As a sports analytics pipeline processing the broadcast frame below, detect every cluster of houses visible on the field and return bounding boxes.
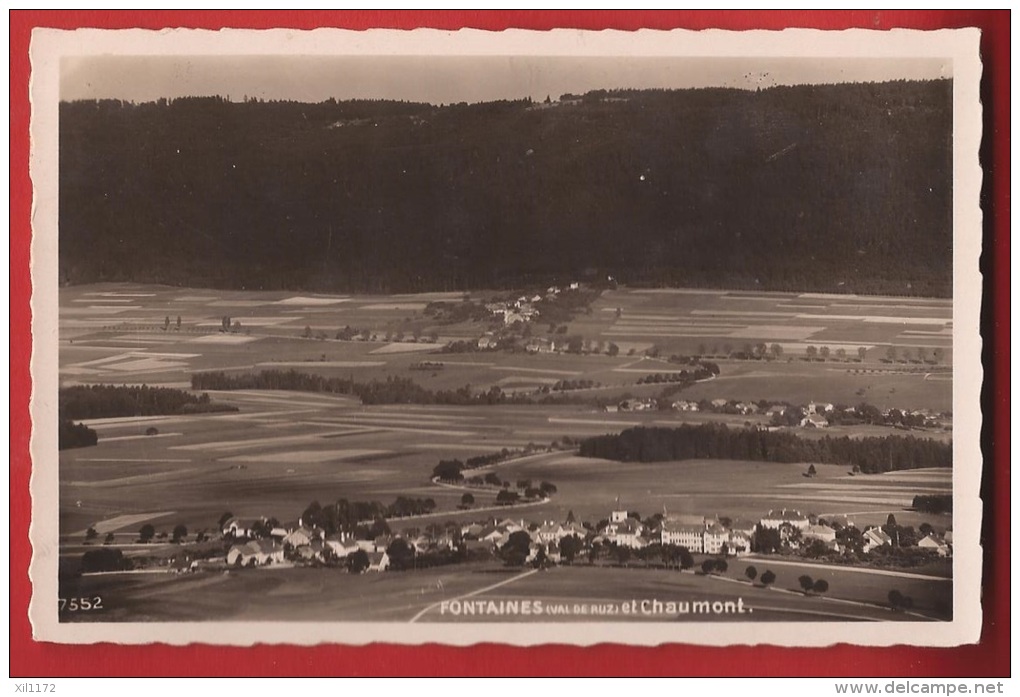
[482,282,580,327]
[471,507,953,561]
[220,517,393,571]
[173,504,952,575]
[668,399,947,431]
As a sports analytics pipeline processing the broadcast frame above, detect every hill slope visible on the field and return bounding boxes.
[59,82,952,296]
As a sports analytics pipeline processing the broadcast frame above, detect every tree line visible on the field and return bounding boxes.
[60,82,951,296]
[578,424,951,472]
[193,369,539,406]
[59,384,236,420]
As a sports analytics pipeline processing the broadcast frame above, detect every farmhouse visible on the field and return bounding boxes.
[227,540,285,567]
[324,534,359,559]
[672,400,700,412]
[221,517,264,539]
[760,509,810,530]
[366,551,390,572]
[536,522,568,544]
[802,524,837,544]
[917,533,951,557]
[863,527,893,552]
[283,526,316,549]
[602,516,646,549]
[800,414,830,428]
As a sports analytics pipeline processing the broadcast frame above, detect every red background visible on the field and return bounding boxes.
[9,10,1010,677]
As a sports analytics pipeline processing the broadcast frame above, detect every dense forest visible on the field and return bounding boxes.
[59,384,237,419]
[578,424,952,473]
[59,82,952,296]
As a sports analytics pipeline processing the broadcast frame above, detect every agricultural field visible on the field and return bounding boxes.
[56,283,956,626]
[60,283,952,412]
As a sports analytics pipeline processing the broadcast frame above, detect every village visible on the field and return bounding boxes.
[84,498,952,582]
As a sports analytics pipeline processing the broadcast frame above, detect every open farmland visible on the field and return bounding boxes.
[59,284,954,538]
[57,283,955,626]
[60,283,951,412]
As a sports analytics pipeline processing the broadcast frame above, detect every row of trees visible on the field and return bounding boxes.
[191,370,535,407]
[579,424,952,473]
[60,384,236,420]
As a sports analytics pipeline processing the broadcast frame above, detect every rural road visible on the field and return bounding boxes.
[408,568,539,623]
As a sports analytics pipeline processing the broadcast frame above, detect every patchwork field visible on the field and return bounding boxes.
[60,283,952,412]
[55,283,956,625]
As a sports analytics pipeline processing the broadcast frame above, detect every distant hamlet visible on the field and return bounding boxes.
[59,82,951,296]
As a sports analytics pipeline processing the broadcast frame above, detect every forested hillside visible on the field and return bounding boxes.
[59,81,952,295]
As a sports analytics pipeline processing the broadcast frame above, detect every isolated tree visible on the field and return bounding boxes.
[175,315,182,331]
[886,346,898,362]
[819,346,830,360]
[770,343,783,360]
[303,325,313,339]
[607,342,620,357]
[888,589,905,610]
[807,464,817,477]
[85,526,98,542]
[887,514,898,527]
[701,559,716,575]
[460,493,475,506]
[104,532,115,545]
[347,549,370,574]
[714,558,728,573]
[799,574,815,593]
[172,524,188,543]
[138,524,155,543]
[858,346,867,361]
[835,347,847,361]
[163,316,170,331]
[813,579,829,595]
[805,345,818,360]
[745,565,758,582]
[760,570,777,587]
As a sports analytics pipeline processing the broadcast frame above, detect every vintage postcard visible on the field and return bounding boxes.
[28,26,983,646]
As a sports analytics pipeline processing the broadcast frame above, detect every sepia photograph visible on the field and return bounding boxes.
[27,25,983,648]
